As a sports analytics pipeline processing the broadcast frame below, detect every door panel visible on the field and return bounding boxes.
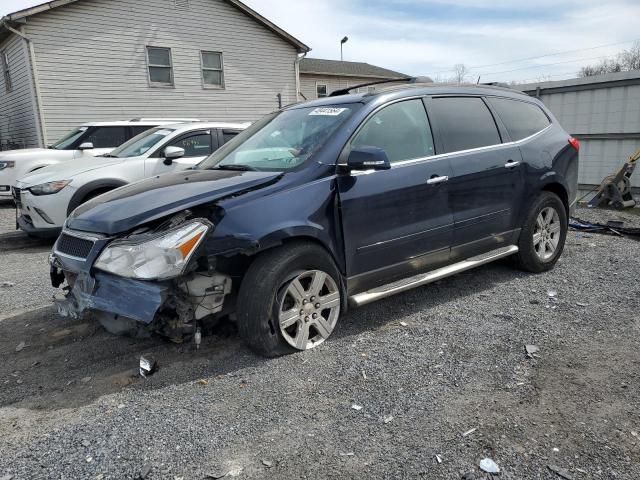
[428,96,525,260]
[337,98,453,294]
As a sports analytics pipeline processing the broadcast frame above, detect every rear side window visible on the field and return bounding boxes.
[167,132,213,157]
[83,126,128,148]
[130,126,155,138]
[352,99,435,164]
[222,130,241,144]
[431,97,501,153]
[488,97,551,141]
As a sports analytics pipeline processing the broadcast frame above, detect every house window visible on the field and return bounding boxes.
[146,47,174,86]
[2,52,12,92]
[201,51,224,88]
[316,83,328,98]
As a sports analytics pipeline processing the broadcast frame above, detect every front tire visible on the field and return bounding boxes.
[514,191,568,273]
[236,242,343,357]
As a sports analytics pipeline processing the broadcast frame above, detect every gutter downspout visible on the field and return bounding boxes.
[295,51,307,102]
[3,21,47,147]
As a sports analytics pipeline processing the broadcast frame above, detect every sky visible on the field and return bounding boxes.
[2,0,640,84]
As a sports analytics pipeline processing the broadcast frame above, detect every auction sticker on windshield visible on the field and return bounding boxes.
[309,108,348,116]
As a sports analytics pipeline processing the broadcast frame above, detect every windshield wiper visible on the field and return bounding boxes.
[213,164,258,172]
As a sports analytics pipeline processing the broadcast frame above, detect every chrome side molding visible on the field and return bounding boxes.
[349,245,519,307]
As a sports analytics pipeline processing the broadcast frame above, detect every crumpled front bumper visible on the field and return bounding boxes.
[50,254,173,324]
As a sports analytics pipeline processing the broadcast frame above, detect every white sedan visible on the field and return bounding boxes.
[14,122,247,237]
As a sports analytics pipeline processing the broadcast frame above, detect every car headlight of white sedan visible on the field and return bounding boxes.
[28,180,72,196]
[94,220,210,280]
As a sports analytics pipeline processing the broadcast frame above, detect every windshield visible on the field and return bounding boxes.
[198,105,359,172]
[108,127,176,158]
[50,127,88,150]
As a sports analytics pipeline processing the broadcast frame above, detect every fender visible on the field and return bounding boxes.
[67,179,127,216]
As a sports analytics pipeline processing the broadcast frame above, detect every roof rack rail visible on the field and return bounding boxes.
[129,118,201,122]
[329,76,433,97]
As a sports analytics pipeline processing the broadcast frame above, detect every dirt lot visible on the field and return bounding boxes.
[0,200,639,479]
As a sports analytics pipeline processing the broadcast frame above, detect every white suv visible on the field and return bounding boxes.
[14,122,248,237]
[0,119,198,199]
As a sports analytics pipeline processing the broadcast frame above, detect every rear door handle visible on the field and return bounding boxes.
[505,160,520,169]
[427,175,449,185]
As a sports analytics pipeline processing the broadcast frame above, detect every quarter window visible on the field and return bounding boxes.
[201,51,224,87]
[431,97,501,153]
[488,97,551,141]
[316,83,328,98]
[352,99,435,164]
[147,47,174,86]
[83,126,128,148]
[1,52,11,92]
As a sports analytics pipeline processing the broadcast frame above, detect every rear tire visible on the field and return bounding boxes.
[236,242,343,357]
[514,191,568,273]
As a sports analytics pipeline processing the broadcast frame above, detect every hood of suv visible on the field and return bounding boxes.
[67,169,283,235]
[17,156,125,188]
[0,148,70,161]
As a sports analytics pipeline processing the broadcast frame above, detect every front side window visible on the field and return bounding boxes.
[83,126,128,149]
[166,132,213,157]
[147,47,174,86]
[317,83,328,98]
[201,51,224,87]
[199,105,359,172]
[2,52,11,92]
[50,127,89,150]
[109,128,176,158]
[431,97,501,153]
[352,99,435,164]
[488,97,551,141]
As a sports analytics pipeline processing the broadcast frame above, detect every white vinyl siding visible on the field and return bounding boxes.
[0,34,40,148]
[24,0,300,144]
[300,73,405,101]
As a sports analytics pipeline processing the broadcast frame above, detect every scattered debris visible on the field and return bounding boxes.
[81,376,92,383]
[461,472,475,480]
[529,299,540,305]
[205,471,229,479]
[15,341,25,353]
[261,460,273,468]
[576,302,589,307]
[196,379,209,386]
[1,281,15,288]
[400,321,408,327]
[339,452,355,457]
[194,327,202,350]
[351,404,363,411]
[547,289,558,298]
[82,440,91,447]
[479,458,500,474]
[525,345,540,358]
[139,355,158,378]
[631,431,638,437]
[86,456,93,463]
[435,454,443,464]
[462,427,477,437]
[117,404,126,409]
[548,464,574,480]
[383,415,394,424]
[361,370,367,380]
[552,447,560,452]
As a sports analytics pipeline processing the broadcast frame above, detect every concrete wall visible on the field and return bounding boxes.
[22,0,300,144]
[519,71,640,187]
[0,32,41,149]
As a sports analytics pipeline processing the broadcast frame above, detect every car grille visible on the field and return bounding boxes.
[56,233,95,260]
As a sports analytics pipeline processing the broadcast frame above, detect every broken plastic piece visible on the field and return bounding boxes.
[139,355,158,377]
[479,458,500,474]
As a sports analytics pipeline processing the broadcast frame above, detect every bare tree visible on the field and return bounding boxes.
[452,64,469,83]
[579,41,640,77]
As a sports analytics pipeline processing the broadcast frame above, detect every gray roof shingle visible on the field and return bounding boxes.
[300,58,409,79]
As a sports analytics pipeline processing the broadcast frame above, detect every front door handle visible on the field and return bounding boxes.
[427,175,449,185]
[505,160,520,169]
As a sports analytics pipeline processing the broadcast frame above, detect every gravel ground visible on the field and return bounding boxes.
[0,207,639,479]
[0,199,16,235]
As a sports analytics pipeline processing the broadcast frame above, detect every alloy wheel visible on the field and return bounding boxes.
[533,206,561,261]
[277,270,341,350]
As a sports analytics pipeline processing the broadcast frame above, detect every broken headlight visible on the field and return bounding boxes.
[94,220,210,280]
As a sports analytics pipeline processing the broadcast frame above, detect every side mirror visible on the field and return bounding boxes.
[163,146,185,165]
[78,142,94,151]
[346,146,391,171]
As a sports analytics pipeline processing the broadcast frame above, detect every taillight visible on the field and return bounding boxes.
[568,137,580,152]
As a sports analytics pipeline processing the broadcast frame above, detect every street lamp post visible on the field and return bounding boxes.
[340,36,349,61]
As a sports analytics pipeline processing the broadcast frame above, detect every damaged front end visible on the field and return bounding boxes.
[50,213,232,342]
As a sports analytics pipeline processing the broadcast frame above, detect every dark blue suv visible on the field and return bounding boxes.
[50,84,579,357]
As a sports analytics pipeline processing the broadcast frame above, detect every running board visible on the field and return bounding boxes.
[349,245,519,307]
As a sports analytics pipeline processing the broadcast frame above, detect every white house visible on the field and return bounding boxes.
[0,0,310,149]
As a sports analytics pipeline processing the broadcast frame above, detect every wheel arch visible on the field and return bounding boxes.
[67,179,127,215]
[540,181,569,216]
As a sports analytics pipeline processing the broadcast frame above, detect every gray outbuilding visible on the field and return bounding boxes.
[0,0,309,149]
[518,71,640,188]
